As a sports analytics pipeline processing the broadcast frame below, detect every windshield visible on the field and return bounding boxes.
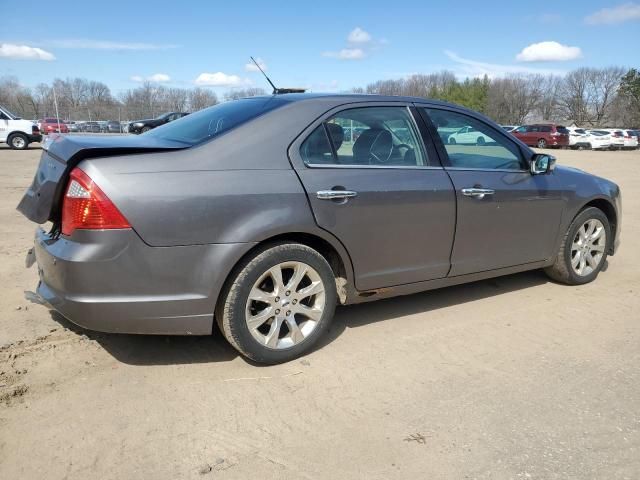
[1,107,19,120]
[145,97,285,145]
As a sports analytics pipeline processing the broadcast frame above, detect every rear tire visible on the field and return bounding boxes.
[449,137,456,145]
[537,138,547,148]
[476,136,485,146]
[544,207,610,285]
[7,133,28,150]
[216,243,337,364]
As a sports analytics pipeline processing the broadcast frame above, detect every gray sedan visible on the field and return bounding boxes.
[18,94,621,364]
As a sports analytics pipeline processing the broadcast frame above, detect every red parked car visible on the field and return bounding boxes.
[38,118,69,135]
[511,124,570,149]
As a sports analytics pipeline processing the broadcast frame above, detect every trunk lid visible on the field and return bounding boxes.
[17,134,187,224]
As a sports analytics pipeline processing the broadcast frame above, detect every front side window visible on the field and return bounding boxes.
[300,106,427,167]
[424,108,525,170]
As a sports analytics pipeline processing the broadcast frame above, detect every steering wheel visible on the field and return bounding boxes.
[395,143,412,151]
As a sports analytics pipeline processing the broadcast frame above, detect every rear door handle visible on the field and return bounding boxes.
[317,190,358,200]
[461,188,495,199]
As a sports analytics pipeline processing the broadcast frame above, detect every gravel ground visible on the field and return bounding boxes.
[0,143,639,479]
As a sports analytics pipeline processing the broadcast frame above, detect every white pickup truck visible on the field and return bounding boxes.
[0,106,42,149]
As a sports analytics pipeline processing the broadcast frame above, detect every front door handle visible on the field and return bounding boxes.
[461,188,495,199]
[317,190,358,200]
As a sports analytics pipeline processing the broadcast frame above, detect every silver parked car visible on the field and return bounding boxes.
[18,94,621,363]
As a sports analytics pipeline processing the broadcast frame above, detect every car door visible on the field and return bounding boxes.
[0,109,9,142]
[419,106,564,276]
[289,103,456,291]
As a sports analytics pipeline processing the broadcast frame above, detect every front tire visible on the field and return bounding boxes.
[544,207,610,285]
[7,133,29,150]
[216,243,337,364]
[537,138,547,148]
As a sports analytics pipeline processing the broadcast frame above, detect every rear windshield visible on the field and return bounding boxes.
[145,97,285,145]
[556,126,569,134]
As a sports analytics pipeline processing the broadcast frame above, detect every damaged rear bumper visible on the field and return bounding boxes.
[28,227,254,335]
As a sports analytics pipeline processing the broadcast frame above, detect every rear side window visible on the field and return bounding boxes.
[556,126,569,134]
[145,97,285,145]
[424,108,525,171]
[300,106,428,167]
[540,126,552,133]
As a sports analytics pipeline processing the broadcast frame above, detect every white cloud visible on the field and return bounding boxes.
[245,57,267,72]
[194,72,249,87]
[445,50,565,78]
[0,43,55,60]
[322,48,365,60]
[49,39,178,50]
[347,27,372,44]
[323,27,379,60]
[148,73,170,82]
[131,73,171,83]
[516,41,582,62]
[585,2,640,24]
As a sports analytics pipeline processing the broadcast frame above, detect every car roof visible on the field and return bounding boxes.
[245,92,465,109]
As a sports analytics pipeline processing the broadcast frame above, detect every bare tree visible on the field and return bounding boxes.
[487,75,545,125]
[558,67,625,126]
[223,88,267,101]
[188,88,218,111]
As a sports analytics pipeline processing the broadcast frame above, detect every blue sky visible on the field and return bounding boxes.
[1,0,639,95]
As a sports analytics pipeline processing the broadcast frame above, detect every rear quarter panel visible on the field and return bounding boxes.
[79,99,353,247]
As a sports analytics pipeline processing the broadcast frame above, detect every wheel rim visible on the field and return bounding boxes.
[571,219,606,276]
[245,261,326,350]
[538,139,546,148]
[12,137,26,148]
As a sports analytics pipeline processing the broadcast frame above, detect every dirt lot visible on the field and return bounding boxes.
[1,144,639,479]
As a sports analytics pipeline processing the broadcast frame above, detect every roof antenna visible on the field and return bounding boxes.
[250,56,306,95]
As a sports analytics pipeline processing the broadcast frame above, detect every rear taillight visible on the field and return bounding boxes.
[61,168,130,236]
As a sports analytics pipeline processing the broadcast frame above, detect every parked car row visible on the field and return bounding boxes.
[499,124,639,150]
[34,119,130,134]
[33,112,191,136]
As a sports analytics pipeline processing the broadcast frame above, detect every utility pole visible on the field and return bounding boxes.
[52,87,61,133]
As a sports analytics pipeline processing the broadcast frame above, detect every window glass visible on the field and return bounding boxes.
[556,126,569,134]
[145,97,285,145]
[540,125,552,133]
[514,126,526,133]
[300,107,427,167]
[424,108,525,170]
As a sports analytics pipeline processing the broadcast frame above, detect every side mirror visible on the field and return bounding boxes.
[530,153,556,175]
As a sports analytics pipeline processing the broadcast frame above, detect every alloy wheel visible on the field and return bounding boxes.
[245,261,326,350]
[571,219,606,276]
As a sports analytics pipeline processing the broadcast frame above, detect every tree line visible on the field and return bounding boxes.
[1,67,639,127]
[0,76,268,122]
[353,66,638,127]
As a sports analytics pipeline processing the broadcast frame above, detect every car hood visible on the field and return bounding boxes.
[17,134,187,225]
